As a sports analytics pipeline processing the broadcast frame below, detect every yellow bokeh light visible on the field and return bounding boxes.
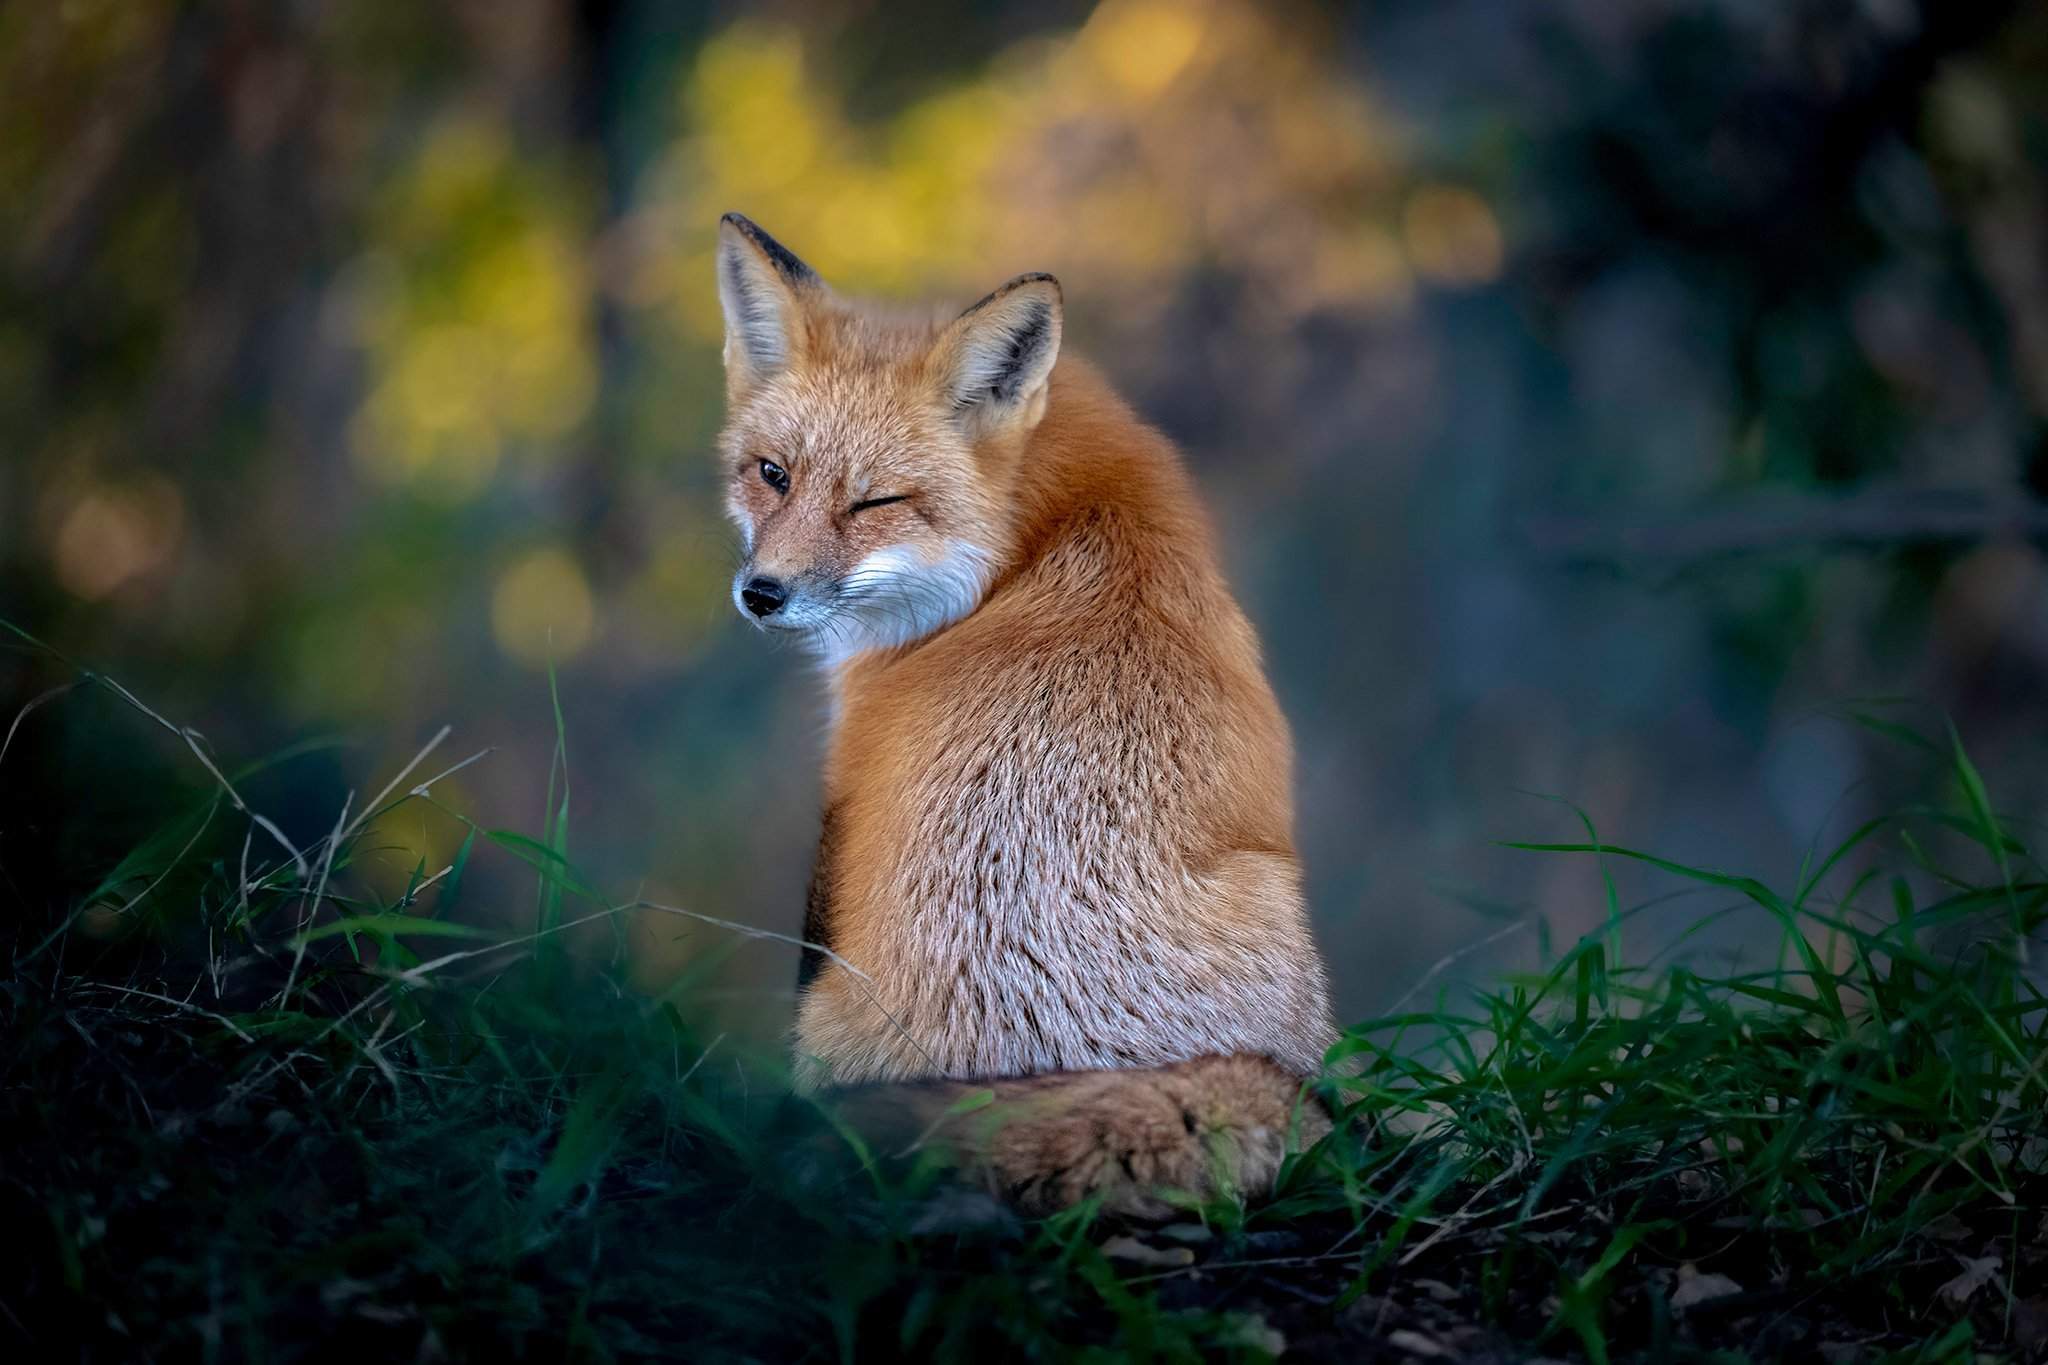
[356,789,472,908]
[49,473,184,600]
[1079,0,1209,97]
[1402,184,1505,288]
[322,3,1436,512]
[647,0,1412,343]
[347,115,595,496]
[691,26,828,197]
[491,546,596,667]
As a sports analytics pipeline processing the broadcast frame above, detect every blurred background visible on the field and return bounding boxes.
[4,0,2046,1035]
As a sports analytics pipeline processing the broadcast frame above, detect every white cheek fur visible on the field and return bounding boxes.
[813,540,994,670]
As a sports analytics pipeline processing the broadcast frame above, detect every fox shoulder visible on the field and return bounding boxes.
[826,1053,1331,1219]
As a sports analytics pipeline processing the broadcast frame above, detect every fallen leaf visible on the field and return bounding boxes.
[1918,1213,1971,1243]
[1412,1278,1459,1303]
[1156,1222,1215,1245]
[1935,1255,2001,1307]
[320,1277,375,1308]
[1387,1328,1449,1358]
[1670,1264,1743,1311]
[1100,1235,1194,1268]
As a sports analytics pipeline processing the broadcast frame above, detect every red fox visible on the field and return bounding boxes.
[713,213,1336,1214]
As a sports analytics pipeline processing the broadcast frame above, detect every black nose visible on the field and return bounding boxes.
[741,576,787,618]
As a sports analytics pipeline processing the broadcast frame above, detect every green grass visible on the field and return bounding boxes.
[2,640,2044,1361]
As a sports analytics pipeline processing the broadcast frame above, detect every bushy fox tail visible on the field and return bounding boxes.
[825,1054,1331,1218]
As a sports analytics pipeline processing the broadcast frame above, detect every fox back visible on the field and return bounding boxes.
[712,213,1334,1104]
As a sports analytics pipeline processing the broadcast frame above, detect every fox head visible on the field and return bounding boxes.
[712,213,1062,662]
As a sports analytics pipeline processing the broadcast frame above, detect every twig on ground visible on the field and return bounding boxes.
[0,680,80,771]
[83,983,259,1044]
[343,724,451,842]
[280,792,352,1007]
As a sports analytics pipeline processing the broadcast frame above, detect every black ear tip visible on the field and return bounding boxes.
[717,213,817,286]
[720,212,775,247]
[958,272,1064,322]
[1012,271,1062,300]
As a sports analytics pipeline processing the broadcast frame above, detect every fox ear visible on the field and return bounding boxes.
[937,273,1062,432]
[716,213,819,391]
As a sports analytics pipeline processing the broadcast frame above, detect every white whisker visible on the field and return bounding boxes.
[807,542,993,671]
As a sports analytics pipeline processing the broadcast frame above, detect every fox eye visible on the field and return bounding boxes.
[847,494,910,515]
[758,459,789,494]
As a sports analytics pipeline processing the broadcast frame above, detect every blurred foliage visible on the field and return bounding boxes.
[3,0,2047,1023]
